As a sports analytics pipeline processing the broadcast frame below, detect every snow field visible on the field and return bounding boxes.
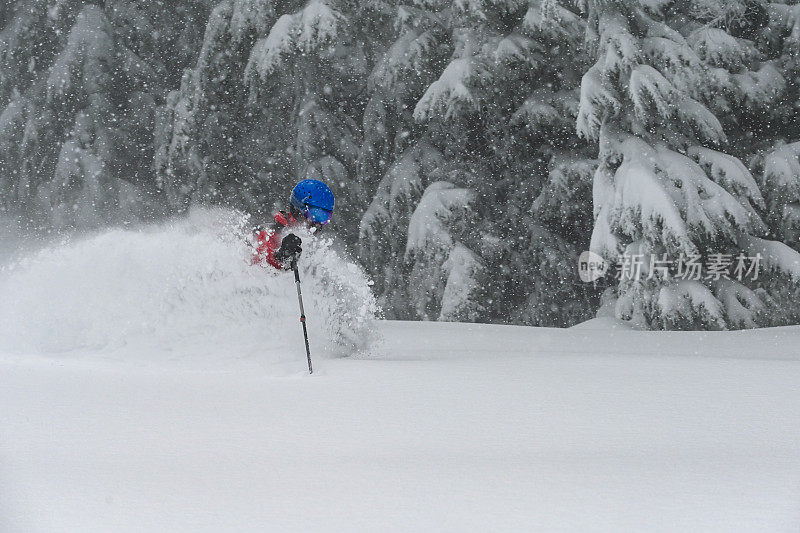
[1,321,799,531]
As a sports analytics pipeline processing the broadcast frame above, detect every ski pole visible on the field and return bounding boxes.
[291,259,313,374]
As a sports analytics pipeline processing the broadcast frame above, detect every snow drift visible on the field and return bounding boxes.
[0,208,379,365]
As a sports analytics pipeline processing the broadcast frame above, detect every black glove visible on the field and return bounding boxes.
[275,233,302,264]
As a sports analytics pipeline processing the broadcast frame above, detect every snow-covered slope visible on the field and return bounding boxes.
[2,319,799,532]
[1,214,799,531]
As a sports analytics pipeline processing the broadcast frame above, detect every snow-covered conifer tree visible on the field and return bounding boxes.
[751,3,800,246]
[579,0,800,329]
[156,0,282,214]
[405,181,481,320]
[244,0,395,241]
[0,0,207,228]
[158,0,393,242]
[359,0,598,324]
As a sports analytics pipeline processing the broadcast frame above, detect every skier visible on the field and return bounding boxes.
[252,179,335,270]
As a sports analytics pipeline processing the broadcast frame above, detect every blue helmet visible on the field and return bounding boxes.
[290,179,335,226]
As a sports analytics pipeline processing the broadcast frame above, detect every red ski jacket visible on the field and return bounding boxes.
[252,210,300,270]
